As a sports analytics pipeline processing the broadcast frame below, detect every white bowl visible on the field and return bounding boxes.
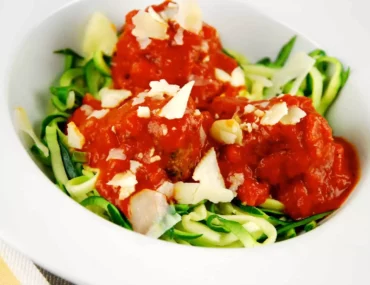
[1,0,370,284]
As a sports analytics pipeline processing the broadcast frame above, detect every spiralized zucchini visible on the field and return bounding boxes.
[16,25,341,248]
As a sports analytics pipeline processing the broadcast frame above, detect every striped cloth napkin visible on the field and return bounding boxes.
[0,240,72,285]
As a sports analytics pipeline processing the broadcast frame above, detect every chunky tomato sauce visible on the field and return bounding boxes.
[70,2,359,220]
[112,2,242,109]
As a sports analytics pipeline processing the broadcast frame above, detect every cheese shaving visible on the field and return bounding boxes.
[159,81,195,119]
[175,0,203,34]
[132,10,169,41]
[67,122,85,149]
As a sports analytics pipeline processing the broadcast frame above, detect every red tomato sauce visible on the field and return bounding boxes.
[211,95,359,219]
[70,2,359,220]
[112,2,243,109]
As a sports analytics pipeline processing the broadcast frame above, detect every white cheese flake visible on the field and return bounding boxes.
[201,40,209,53]
[230,67,246,87]
[81,104,94,116]
[160,2,178,21]
[210,119,243,145]
[87,109,109,119]
[150,155,161,163]
[254,109,265,117]
[244,104,256,114]
[157,181,174,198]
[260,102,289,126]
[137,106,151,118]
[67,122,85,149]
[100,88,132,108]
[173,28,184,45]
[258,101,270,108]
[130,160,142,173]
[106,148,126,161]
[137,37,152,49]
[215,68,231,83]
[193,148,225,188]
[194,109,201,116]
[132,10,169,41]
[228,173,245,192]
[159,81,195,119]
[280,106,307,125]
[148,7,167,24]
[132,92,147,106]
[240,122,252,133]
[148,79,180,98]
[202,55,210,63]
[175,0,203,34]
[161,124,168,135]
[107,171,137,200]
[252,122,259,130]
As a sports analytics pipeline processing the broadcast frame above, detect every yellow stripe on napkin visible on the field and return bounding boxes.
[0,257,20,285]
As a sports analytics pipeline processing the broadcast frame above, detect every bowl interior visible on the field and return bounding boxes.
[7,0,369,233]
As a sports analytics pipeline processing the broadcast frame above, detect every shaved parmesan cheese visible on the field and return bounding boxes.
[201,40,209,52]
[137,37,152,49]
[15,107,49,157]
[150,155,161,163]
[130,160,142,173]
[254,109,265,117]
[174,182,234,204]
[100,88,132,108]
[67,122,85,149]
[194,109,201,116]
[258,101,270,108]
[210,119,243,145]
[240,122,252,133]
[132,10,169,41]
[280,106,307,125]
[157,181,174,198]
[228,173,244,192]
[82,12,118,57]
[173,182,199,204]
[81,104,94,116]
[174,148,234,204]
[137,106,151,118]
[244,104,256,114]
[148,79,180,98]
[247,74,273,88]
[87,109,109,119]
[260,102,289,126]
[215,68,231,83]
[106,148,126,161]
[107,171,137,200]
[148,7,167,24]
[130,190,181,238]
[173,28,184,45]
[175,0,202,34]
[266,52,315,98]
[159,81,194,119]
[132,92,147,106]
[230,67,246,87]
[193,148,225,188]
[160,2,178,21]
[161,124,168,135]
